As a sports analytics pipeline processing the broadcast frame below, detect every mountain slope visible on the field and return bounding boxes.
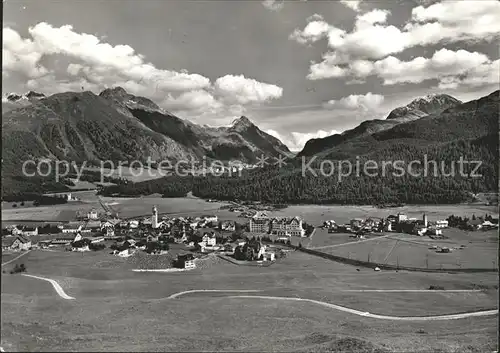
[2,91,193,166]
[299,94,463,157]
[100,90,499,205]
[2,87,291,196]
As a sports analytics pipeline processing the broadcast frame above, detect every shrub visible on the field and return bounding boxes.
[11,263,27,274]
[429,285,445,290]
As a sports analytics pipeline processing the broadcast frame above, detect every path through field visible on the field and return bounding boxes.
[1,250,31,267]
[168,289,498,321]
[21,274,75,300]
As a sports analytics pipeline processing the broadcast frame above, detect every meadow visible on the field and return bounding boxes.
[3,194,498,225]
[317,229,498,270]
[1,249,498,352]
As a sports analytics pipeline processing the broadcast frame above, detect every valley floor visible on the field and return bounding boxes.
[1,249,498,352]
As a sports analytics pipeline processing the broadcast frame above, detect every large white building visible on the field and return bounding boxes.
[270,217,305,237]
[249,212,270,233]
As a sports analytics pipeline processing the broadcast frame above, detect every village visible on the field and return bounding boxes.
[2,200,498,271]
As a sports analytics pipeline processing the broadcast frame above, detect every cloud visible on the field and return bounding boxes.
[292,1,500,82]
[2,22,284,124]
[314,48,499,89]
[266,128,340,151]
[2,27,49,78]
[162,90,223,114]
[214,74,283,105]
[27,22,211,92]
[289,19,335,45]
[355,9,390,29]
[340,0,363,12]
[262,0,284,12]
[325,92,384,110]
[307,14,324,22]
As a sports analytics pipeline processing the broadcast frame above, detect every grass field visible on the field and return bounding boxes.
[269,204,499,226]
[1,249,498,352]
[319,229,498,269]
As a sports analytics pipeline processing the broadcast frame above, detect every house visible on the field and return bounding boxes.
[117,248,135,257]
[62,223,83,233]
[435,220,449,228]
[221,221,236,232]
[4,235,31,251]
[384,222,393,232]
[426,227,442,236]
[387,215,398,223]
[38,240,52,249]
[481,220,499,229]
[38,224,63,235]
[189,222,199,229]
[104,227,115,237]
[263,252,275,261]
[147,234,159,242]
[397,213,408,223]
[350,218,364,229]
[202,233,217,246]
[323,220,336,228]
[174,233,188,244]
[467,219,483,230]
[52,233,82,245]
[87,209,99,220]
[177,254,196,269]
[224,243,237,254]
[413,225,428,236]
[21,226,38,237]
[129,220,139,229]
[269,217,305,237]
[249,212,270,233]
[72,244,90,252]
[89,236,105,243]
[202,215,218,223]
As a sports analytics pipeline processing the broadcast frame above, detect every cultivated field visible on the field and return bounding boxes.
[1,249,498,352]
[109,197,229,219]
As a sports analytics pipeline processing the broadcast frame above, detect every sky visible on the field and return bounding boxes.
[2,0,499,151]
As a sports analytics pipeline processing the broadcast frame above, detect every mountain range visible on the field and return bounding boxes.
[2,87,290,170]
[2,86,498,203]
[299,94,463,157]
[98,90,499,205]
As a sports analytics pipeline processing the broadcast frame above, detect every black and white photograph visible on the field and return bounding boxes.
[1,0,499,351]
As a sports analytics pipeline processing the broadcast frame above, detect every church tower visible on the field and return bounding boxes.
[152,206,158,229]
[423,213,428,227]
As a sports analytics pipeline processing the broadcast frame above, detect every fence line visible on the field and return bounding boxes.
[292,246,498,273]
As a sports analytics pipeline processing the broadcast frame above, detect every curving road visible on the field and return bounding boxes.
[21,274,75,300]
[168,289,498,321]
[168,289,262,299]
[1,250,31,267]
